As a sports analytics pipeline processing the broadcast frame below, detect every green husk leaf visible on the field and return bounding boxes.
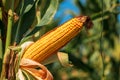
[15,41,34,74]
[24,0,59,37]
[19,36,33,45]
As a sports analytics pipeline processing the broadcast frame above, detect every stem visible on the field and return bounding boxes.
[5,10,13,50]
[91,10,110,20]
[5,0,15,50]
[0,7,2,58]
[91,3,120,20]
[0,49,11,79]
[0,8,2,20]
[0,8,2,59]
[1,0,15,79]
[0,30,3,74]
[0,46,21,79]
[0,30,3,59]
[2,0,6,9]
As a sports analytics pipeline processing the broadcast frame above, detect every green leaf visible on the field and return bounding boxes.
[24,0,59,37]
[22,0,36,14]
[36,0,58,26]
[19,5,36,43]
[13,0,36,44]
[13,3,36,44]
[103,0,112,9]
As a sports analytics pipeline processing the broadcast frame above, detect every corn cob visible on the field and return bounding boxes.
[22,16,93,62]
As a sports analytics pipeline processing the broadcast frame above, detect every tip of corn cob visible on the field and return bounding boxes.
[76,16,93,29]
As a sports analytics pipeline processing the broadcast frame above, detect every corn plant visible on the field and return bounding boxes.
[0,0,93,80]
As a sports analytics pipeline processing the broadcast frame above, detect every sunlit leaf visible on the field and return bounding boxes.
[36,0,58,26]
[103,0,112,9]
[24,0,59,37]
[22,0,36,14]
[57,52,73,67]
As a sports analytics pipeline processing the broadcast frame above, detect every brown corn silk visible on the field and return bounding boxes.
[22,16,93,62]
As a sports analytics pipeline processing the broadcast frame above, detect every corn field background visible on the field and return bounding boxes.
[0,0,120,80]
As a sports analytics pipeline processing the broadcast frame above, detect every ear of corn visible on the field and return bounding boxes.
[22,16,93,62]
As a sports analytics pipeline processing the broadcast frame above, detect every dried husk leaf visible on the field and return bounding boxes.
[41,52,72,67]
[20,58,53,80]
[57,52,73,67]
[17,69,25,80]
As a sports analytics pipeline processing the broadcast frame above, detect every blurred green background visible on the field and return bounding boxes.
[45,0,120,80]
